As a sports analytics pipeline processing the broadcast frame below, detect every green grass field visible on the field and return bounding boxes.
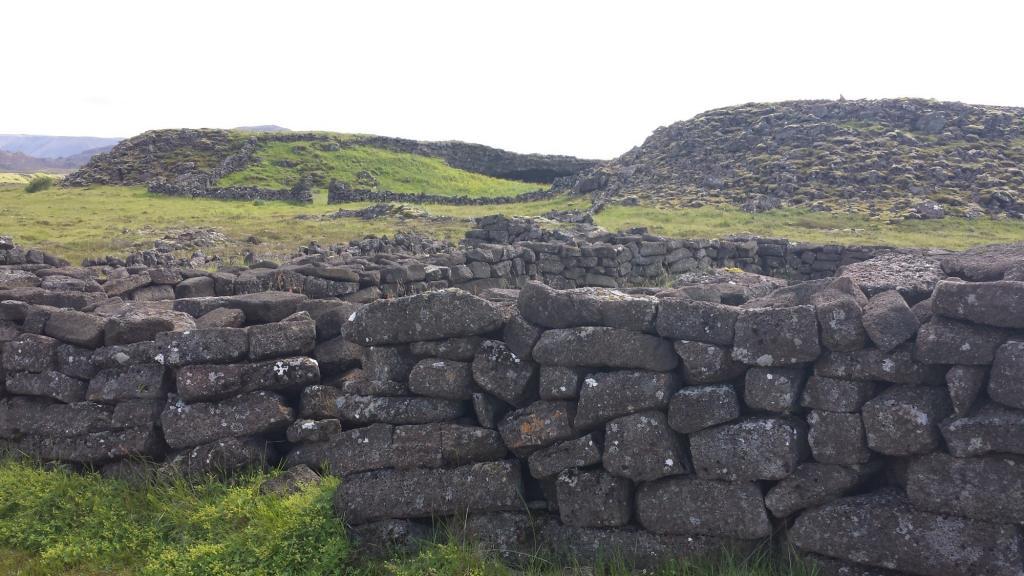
[1,184,1022,265]
[218,141,543,198]
[0,459,817,576]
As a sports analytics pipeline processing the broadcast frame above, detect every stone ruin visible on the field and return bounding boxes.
[2,228,1024,575]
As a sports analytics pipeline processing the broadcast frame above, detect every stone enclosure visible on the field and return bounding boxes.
[2,227,1024,575]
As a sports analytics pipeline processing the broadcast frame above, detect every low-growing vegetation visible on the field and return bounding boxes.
[0,459,817,576]
[23,175,54,193]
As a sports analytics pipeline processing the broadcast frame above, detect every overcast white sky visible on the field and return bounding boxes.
[4,0,1022,158]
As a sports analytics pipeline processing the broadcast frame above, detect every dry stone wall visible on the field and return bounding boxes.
[3,232,1024,574]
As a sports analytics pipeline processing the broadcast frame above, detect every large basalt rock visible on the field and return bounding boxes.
[12,426,162,464]
[765,462,874,518]
[931,279,1024,328]
[945,365,986,417]
[861,385,951,456]
[690,417,808,481]
[914,316,1008,365]
[574,370,679,430]
[941,403,1024,457]
[862,290,919,352]
[332,460,524,524]
[603,410,688,482]
[667,384,740,434]
[87,365,168,403]
[302,388,466,425]
[673,341,746,384]
[2,334,59,373]
[636,477,771,539]
[807,410,871,465]
[103,307,196,345]
[497,400,575,455]
[42,310,106,348]
[527,433,602,479]
[517,281,657,332]
[345,289,504,345]
[155,328,249,367]
[472,340,537,406]
[790,489,1024,576]
[655,299,738,345]
[816,344,941,385]
[838,252,946,302]
[176,357,319,402]
[743,366,806,413]
[247,319,316,360]
[800,376,875,412]
[167,436,274,478]
[6,371,86,403]
[732,306,819,366]
[161,391,293,449]
[408,358,474,400]
[907,452,1024,524]
[556,469,633,528]
[987,341,1024,409]
[532,327,678,371]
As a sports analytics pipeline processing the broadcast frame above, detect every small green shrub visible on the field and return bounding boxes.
[24,175,54,193]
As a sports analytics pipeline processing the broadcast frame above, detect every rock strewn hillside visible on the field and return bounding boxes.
[64,129,599,188]
[568,98,1024,219]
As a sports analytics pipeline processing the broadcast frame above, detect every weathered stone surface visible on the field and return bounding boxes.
[908,452,1024,524]
[472,340,537,406]
[765,462,873,518]
[195,307,245,329]
[498,400,576,455]
[538,365,583,400]
[161,391,293,449]
[743,366,806,413]
[333,460,524,524]
[862,290,919,352]
[348,518,431,557]
[988,341,1024,410]
[932,279,1024,328]
[224,291,307,324]
[176,357,318,402]
[502,310,542,362]
[7,371,86,403]
[259,464,321,495]
[132,284,174,302]
[813,291,867,352]
[248,319,315,360]
[636,477,771,539]
[12,426,162,464]
[471,392,508,429]
[807,410,871,465]
[655,299,737,345]
[2,334,58,373]
[103,272,151,297]
[56,343,98,380]
[604,410,687,482]
[941,403,1024,457]
[345,289,504,345]
[575,370,679,430]
[945,365,986,417]
[42,309,105,348]
[155,328,248,366]
[167,436,273,478]
[303,388,465,425]
[314,335,363,373]
[285,418,342,443]
[862,385,951,456]
[839,252,946,302]
[533,327,678,371]
[690,417,807,481]
[800,376,875,412]
[527,433,602,479]
[914,316,1008,365]
[732,306,819,366]
[518,281,657,332]
[556,469,633,528]
[362,345,416,383]
[104,307,196,345]
[408,336,481,361]
[87,365,168,403]
[667,384,740,434]
[816,344,941,385]
[91,341,159,369]
[408,358,474,400]
[673,341,746,384]
[790,489,1024,576]
[298,300,361,341]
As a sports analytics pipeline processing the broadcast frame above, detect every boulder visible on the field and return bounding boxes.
[690,417,808,481]
[472,340,537,406]
[104,307,196,345]
[497,401,576,455]
[538,366,583,400]
[362,345,416,383]
[195,307,245,329]
[945,365,986,417]
[285,418,342,443]
[732,306,819,366]
[2,333,58,373]
[408,336,481,361]
[807,410,871,465]
[816,344,941,385]
[345,289,504,345]
[533,327,678,371]
[914,316,1008,365]
[603,410,688,482]
[673,341,746,384]
[304,390,465,425]
[667,384,740,434]
[6,371,86,403]
[908,452,1024,524]
[556,469,633,528]
[862,290,919,352]
[42,310,105,348]
[861,385,951,456]
[161,391,293,449]
[167,436,273,478]
[800,376,875,412]
[941,403,1024,457]
[655,299,737,346]
[838,252,946,302]
[408,358,474,400]
[636,477,771,539]
[743,366,806,413]
[931,279,1024,328]
[527,433,602,479]
[988,341,1024,409]
[248,319,316,361]
[517,281,657,332]
[154,328,249,367]
[765,462,875,518]
[575,370,679,430]
[86,365,168,403]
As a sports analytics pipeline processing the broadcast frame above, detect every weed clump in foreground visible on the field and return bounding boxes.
[24,175,54,193]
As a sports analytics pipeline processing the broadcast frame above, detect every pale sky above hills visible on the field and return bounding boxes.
[4,0,1023,159]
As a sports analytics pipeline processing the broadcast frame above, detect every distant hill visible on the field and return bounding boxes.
[232,125,291,133]
[564,98,1024,219]
[0,134,121,159]
[0,149,79,172]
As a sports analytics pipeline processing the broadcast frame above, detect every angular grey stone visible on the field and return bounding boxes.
[941,403,1024,457]
[603,410,687,482]
[556,469,633,528]
[636,477,771,539]
[332,460,524,524]
[655,299,738,346]
[690,417,808,481]
[908,452,1024,524]
[91,342,158,369]
[527,433,602,479]
[533,327,678,372]
[914,316,1008,365]
[2,333,58,373]
[674,341,746,384]
[807,410,871,465]
[155,328,248,367]
[87,364,168,403]
[932,279,1024,329]
[472,340,537,406]
[862,385,951,456]
[408,358,474,400]
[260,464,321,495]
[362,345,416,383]
[345,289,504,345]
[161,391,293,449]
[862,290,919,352]
[42,309,105,348]
[302,388,465,425]
[103,272,151,297]
[732,306,820,366]
[575,370,679,430]
[298,299,361,341]
[314,335,363,373]
[812,290,867,352]
[988,341,1024,410]
[503,310,542,362]
[329,369,407,396]
[55,343,98,380]
[816,344,942,385]
[790,489,1023,576]
[497,400,576,455]
[348,519,431,558]
[6,371,86,403]
[765,462,875,518]
[248,319,315,361]
[12,426,162,464]
[225,291,307,324]
[538,365,583,400]
[132,285,175,302]
[518,281,657,332]
[285,418,342,443]
[104,307,196,346]
[195,307,245,329]
[800,376,875,412]
[946,365,987,417]
[167,436,273,478]
[743,366,806,413]
[409,336,481,361]
[667,384,739,434]
[471,392,509,429]
[176,357,318,402]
